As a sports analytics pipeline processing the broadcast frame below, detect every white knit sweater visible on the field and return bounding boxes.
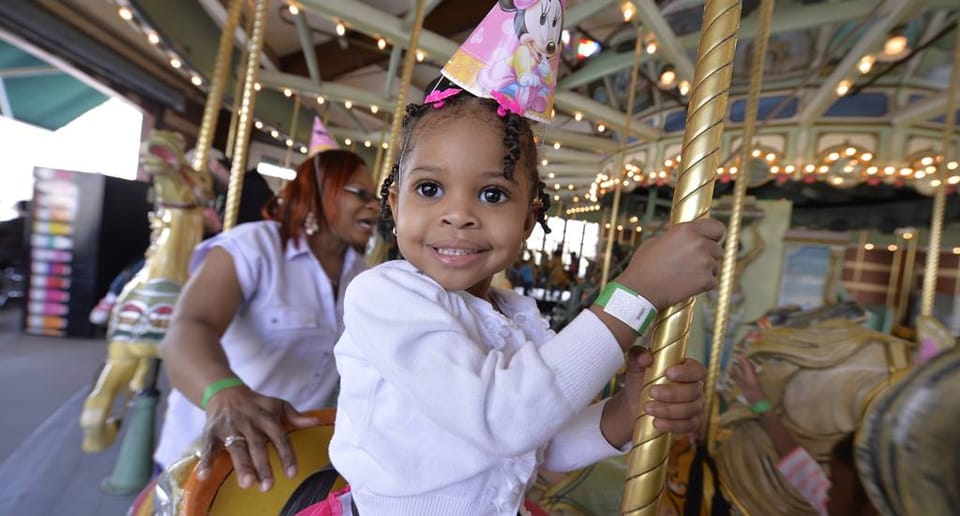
[330,260,626,515]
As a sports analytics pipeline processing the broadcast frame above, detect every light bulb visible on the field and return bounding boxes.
[678,80,691,96]
[883,34,908,58]
[336,21,346,37]
[857,55,875,74]
[836,79,852,96]
[377,38,387,50]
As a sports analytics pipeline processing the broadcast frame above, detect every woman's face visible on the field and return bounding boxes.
[325,165,379,248]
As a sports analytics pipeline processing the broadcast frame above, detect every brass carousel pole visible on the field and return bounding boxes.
[600,27,644,288]
[191,0,243,173]
[621,0,741,513]
[920,17,960,317]
[705,0,775,454]
[284,94,302,168]
[377,0,427,186]
[225,7,253,160]
[223,0,270,231]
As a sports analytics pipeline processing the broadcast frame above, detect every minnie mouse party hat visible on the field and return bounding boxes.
[440,0,565,123]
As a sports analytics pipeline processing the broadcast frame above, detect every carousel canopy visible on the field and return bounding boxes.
[2,0,957,220]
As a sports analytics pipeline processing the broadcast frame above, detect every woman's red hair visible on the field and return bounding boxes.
[263,149,366,249]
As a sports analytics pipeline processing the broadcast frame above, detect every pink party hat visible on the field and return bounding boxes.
[309,116,339,155]
[441,0,565,123]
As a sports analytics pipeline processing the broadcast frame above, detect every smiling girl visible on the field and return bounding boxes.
[323,79,725,516]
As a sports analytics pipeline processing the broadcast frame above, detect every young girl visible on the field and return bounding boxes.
[325,80,724,516]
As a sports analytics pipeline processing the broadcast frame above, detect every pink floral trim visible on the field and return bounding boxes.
[424,88,462,109]
[490,91,526,117]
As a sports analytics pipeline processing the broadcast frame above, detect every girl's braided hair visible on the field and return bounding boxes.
[378,77,551,239]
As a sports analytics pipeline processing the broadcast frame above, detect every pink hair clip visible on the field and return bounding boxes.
[490,91,526,118]
[424,88,462,109]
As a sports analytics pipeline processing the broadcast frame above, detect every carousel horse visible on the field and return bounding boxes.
[857,344,959,516]
[80,131,212,452]
[712,302,914,515]
[530,302,909,516]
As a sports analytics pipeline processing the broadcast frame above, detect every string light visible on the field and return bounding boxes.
[416,50,425,62]
[364,140,372,147]
[316,96,325,104]
[335,21,346,37]
[344,100,353,109]
[253,82,262,91]
[857,55,875,75]
[146,31,160,45]
[865,243,875,250]
[377,38,387,50]
[254,120,263,129]
[190,75,202,86]
[300,145,308,154]
[370,105,379,114]
[270,129,279,138]
[553,142,561,150]
[288,4,299,15]
[620,1,636,22]
[574,112,583,121]
[836,79,852,96]
[542,159,549,166]
[678,80,691,96]
[118,7,133,20]
[169,57,182,69]
[283,88,293,97]
[285,138,294,147]
[344,138,352,146]
[597,124,606,133]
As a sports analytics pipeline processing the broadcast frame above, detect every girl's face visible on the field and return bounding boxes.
[389,115,536,300]
[326,165,379,248]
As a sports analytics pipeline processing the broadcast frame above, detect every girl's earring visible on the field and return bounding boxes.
[304,212,319,236]
[392,227,397,237]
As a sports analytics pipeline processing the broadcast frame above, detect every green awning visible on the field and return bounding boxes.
[0,39,107,131]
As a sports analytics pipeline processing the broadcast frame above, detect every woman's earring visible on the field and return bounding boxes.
[304,212,319,236]
[392,227,397,237]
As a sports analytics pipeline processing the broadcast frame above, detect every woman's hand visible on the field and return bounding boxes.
[729,355,766,404]
[195,387,320,491]
[602,349,706,447]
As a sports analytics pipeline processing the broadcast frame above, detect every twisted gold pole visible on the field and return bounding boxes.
[377,0,427,187]
[705,0,775,454]
[284,94,302,168]
[920,16,960,317]
[621,0,741,513]
[224,0,269,231]
[600,27,645,288]
[191,0,243,173]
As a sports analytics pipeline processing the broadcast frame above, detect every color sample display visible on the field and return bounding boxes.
[25,168,79,336]
[24,167,152,338]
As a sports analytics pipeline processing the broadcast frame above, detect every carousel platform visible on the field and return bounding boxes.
[0,305,160,515]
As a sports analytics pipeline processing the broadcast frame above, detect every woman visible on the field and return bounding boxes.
[154,150,379,493]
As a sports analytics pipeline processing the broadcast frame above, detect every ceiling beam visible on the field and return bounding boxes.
[293,12,321,84]
[268,70,621,153]
[299,0,661,142]
[0,65,59,79]
[633,0,695,82]
[559,0,881,91]
[566,0,619,26]
[891,90,960,125]
[798,0,920,126]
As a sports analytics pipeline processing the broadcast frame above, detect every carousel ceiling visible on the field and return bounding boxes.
[1,0,958,228]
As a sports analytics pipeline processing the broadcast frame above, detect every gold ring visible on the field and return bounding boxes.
[223,434,247,448]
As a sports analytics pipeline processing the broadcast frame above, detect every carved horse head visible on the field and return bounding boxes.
[140,131,213,208]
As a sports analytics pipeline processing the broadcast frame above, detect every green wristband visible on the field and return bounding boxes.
[750,399,773,415]
[201,377,245,409]
[595,282,657,336]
